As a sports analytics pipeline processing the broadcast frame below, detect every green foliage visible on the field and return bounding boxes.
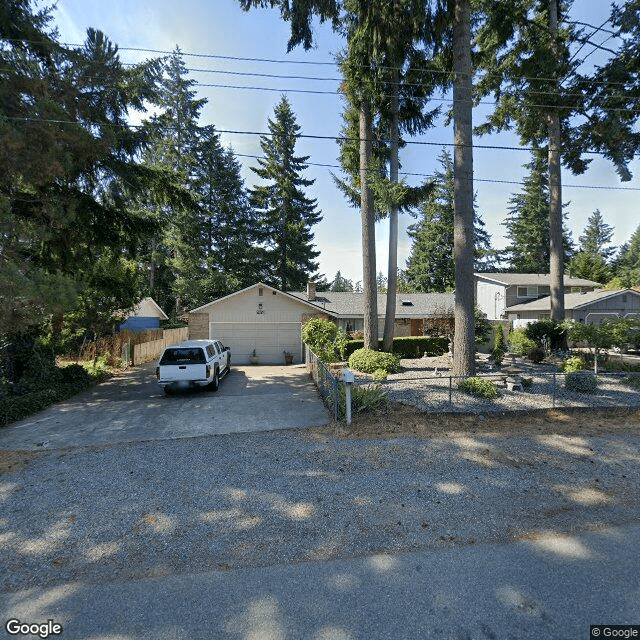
[344,336,449,360]
[560,356,585,373]
[524,319,567,351]
[508,329,536,356]
[458,377,500,399]
[348,349,401,374]
[249,96,322,291]
[333,383,388,420]
[405,151,493,291]
[491,325,505,365]
[302,318,346,362]
[474,308,493,345]
[372,368,388,381]
[565,372,598,394]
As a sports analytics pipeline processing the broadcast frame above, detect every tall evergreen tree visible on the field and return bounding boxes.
[0,1,164,334]
[249,96,322,291]
[405,150,491,292]
[503,152,573,273]
[193,129,261,299]
[611,225,640,288]
[140,48,205,314]
[567,210,615,283]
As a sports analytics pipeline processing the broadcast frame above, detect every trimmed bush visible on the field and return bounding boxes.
[302,318,347,362]
[491,325,505,365]
[348,348,401,374]
[372,368,388,381]
[565,372,598,394]
[458,377,500,399]
[344,336,448,360]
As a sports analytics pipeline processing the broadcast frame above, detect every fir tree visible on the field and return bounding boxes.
[611,225,640,288]
[250,96,322,291]
[503,152,573,273]
[567,210,615,284]
[405,150,491,293]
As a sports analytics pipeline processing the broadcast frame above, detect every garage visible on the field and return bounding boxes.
[210,321,303,365]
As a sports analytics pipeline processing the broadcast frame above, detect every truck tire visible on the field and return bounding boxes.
[210,368,219,391]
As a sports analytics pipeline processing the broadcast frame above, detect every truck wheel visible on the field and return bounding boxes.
[210,369,219,391]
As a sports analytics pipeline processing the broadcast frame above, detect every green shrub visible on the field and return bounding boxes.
[565,372,598,393]
[301,318,346,362]
[524,319,567,350]
[508,328,536,356]
[458,377,500,399]
[560,356,585,373]
[348,348,401,374]
[491,326,505,365]
[343,336,448,360]
[527,346,545,363]
[332,383,387,419]
[372,368,388,381]
[0,383,84,427]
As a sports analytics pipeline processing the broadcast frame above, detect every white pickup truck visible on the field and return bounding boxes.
[156,339,230,394]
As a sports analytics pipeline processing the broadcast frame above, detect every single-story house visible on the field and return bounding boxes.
[475,272,601,320]
[505,288,640,327]
[187,282,454,364]
[118,297,168,331]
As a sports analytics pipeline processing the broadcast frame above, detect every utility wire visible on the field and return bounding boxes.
[233,152,640,191]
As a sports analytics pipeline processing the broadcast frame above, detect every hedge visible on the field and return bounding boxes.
[344,336,449,359]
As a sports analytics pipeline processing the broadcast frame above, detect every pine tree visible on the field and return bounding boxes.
[405,150,491,293]
[249,96,322,291]
[329,271,354,292]
[567,210,615,283]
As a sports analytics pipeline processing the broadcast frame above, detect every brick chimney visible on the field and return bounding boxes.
[307,281,317,301]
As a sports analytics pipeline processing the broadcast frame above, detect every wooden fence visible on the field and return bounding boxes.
[132,327,189,365]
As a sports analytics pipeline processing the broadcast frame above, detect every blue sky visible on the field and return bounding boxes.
[55,0,639,285]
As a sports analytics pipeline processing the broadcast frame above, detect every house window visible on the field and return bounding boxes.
[517,286,538,298]
[623,294,628,303]
[258,287,263,296]
[539,286,550,296]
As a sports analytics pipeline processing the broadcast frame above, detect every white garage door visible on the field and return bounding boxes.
[209,322,302,365]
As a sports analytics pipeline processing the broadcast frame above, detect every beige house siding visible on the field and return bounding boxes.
[188,313,209,340]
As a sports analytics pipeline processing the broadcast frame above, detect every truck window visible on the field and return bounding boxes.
[159,348,206,365]
[206,345,215,358]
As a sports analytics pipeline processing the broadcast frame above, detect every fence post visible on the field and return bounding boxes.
[449,376,453,406]
[552,372,556,408]
[342,369,355,426]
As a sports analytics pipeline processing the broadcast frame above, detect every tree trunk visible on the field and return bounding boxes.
[383,74,400,352]
[360,100,378,350]
[547,0,565,322]
[452,0,476,377]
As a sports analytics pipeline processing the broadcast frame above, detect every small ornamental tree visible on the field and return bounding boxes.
[301,318,347,363]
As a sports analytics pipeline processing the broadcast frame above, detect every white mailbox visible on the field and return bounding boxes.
[341,369,355,384]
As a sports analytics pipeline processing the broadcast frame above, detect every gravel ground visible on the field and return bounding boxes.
[1,418,639,594]
[371,356,640,414]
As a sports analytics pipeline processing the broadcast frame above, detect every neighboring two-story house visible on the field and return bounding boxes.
[474,273,601,321]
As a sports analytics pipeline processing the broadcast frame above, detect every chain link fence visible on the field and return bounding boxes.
[305,347,342,420]
[382,370,640,414]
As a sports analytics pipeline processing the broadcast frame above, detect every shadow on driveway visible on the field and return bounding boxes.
[0,363,329,451]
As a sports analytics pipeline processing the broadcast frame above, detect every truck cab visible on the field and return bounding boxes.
[156,339,230,394]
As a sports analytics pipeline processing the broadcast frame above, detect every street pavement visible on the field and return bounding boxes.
[1,523,638,639]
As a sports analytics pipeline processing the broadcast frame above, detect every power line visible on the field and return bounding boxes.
[234,151,640,192]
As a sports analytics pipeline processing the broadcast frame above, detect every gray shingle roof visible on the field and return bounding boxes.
[475,272,601,287]
[506,288,638,312]
[289,291,455,317]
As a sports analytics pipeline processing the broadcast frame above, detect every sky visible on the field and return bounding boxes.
[54,0,640,286]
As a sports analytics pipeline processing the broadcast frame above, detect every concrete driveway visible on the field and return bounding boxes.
[0,363,329,451]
